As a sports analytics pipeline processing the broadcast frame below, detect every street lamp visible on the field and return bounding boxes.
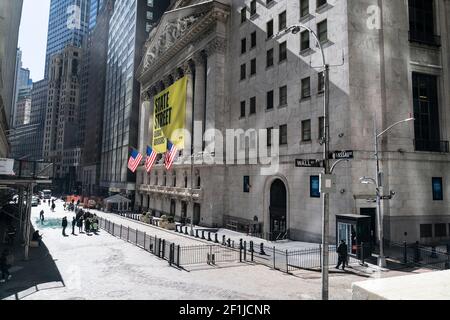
[361,117,414,268]
[279,24,330,300]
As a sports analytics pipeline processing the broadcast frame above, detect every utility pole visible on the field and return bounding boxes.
[321,64,330,300]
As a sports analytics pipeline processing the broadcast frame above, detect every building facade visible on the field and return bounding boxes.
[81,0,115,197]
[9,79,48,161]
[89,0,105,31]
[135,0,450,245]
[44,0,90,79]
[0,0,23,157]
[43,46,83,193]
[99,0,170,197]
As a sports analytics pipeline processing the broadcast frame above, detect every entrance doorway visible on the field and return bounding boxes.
[193,203,201,225]
[269,179,287,241]
[181,201,187,225]
[170,199,176,216]
[360,208,376,246]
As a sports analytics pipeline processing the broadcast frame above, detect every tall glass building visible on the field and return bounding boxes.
[88,0,104,31]
[44,0,90,78]
[100,0,169,196]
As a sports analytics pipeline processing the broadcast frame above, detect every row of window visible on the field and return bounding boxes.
[240,74,324,117]
[420,223,449,238]
[242,0,328,22]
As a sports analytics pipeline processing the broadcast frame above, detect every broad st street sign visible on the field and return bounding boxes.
[295,159,323,168]
[331,150,354,160]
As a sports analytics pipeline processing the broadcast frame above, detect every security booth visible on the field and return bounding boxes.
[336,214,372,259]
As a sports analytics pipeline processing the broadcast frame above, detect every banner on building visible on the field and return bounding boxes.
[152,76,187,153]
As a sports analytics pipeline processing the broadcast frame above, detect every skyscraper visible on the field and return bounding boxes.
[44,0,90,78]
[0,0,23,157]
[81,0,114,197]
[43,46,83,193]
[88,0,104,31]
[100,0,170,196]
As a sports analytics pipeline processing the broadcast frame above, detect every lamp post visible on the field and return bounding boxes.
[361,117,414,268]
[281,24,330,300]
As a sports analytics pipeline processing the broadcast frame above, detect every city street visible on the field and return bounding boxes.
[0,200,427,300]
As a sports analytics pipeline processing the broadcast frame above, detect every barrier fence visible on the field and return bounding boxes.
[387,241,450,270]
[100,214,363,273]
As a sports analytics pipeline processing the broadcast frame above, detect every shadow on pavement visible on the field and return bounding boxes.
[0,219,65,300]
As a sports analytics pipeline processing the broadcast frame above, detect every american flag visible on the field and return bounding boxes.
[145,146,157,173]
[128,149,143,173]
[164,140,178,170]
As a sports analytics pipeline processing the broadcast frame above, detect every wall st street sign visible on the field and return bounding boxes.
[331,150,354,160]
[295,159,323,168]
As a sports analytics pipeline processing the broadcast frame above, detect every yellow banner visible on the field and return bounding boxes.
[152,76,187,153]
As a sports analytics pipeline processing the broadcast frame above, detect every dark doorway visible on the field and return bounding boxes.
[170,199,176,216]
[181,201,187,225]
[269,179,287,241]
[193,203,201,225]
[360,208,376,246]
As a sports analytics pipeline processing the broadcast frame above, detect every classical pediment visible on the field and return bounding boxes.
[137,0,230,80]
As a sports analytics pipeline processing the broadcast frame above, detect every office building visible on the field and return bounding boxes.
[136,0,450,245]
[99,0,170,197]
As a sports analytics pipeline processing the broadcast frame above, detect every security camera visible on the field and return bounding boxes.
[390,190,396,197]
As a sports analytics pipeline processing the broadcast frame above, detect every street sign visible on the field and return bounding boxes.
[320,174,336,193]
[381,195,392,200]
[295,159,323,168]
[331,150,354,159]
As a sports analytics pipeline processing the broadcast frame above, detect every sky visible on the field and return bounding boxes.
[18,0,51,82]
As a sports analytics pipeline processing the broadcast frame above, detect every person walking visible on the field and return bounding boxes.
[63,203,66,211]
[71,217,76,235]
[0,249,12,283]
[51,202,56,212]
[62,217,68,236]
[336,240,348,270]
[39,210,45,223]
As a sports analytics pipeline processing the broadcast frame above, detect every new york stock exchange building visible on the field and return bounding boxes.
[135,0,450,245]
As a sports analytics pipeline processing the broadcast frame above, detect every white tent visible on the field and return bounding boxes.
[103,194,131,212]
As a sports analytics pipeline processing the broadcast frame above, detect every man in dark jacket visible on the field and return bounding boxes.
[336,240,348,270]
[62,217,68,236]
[71,217,76,235]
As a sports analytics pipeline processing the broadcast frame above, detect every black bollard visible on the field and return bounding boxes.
[222,235,226,245]
[403,241,407,264]
[227,238,231,247]
[244,241,247,261]
[250,241,254,262]
[202,230,205,239]
[195,229,199,238]
[215,233,219,243]
[184,226,188,235]
[260,243,266,255]
[208,232,212,241]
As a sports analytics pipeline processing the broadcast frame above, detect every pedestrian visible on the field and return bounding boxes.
[51,202,56,212]
[71,217,76,235]
[0,249,12,283]
[39,209,45,222]
[62,217,68,236]
[63,203,66,211]
[85,217,91,233]
[336,240,348,270]
[32,230,43,247]
[77,217,83,233]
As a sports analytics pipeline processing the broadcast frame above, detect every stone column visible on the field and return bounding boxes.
[139,89,152,153]
[183,62,194,156]
[204,37,227,153]
[193,52,207,154]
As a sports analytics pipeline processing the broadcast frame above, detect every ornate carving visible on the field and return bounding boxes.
[205,37,227,55]
[143,13,206,70]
